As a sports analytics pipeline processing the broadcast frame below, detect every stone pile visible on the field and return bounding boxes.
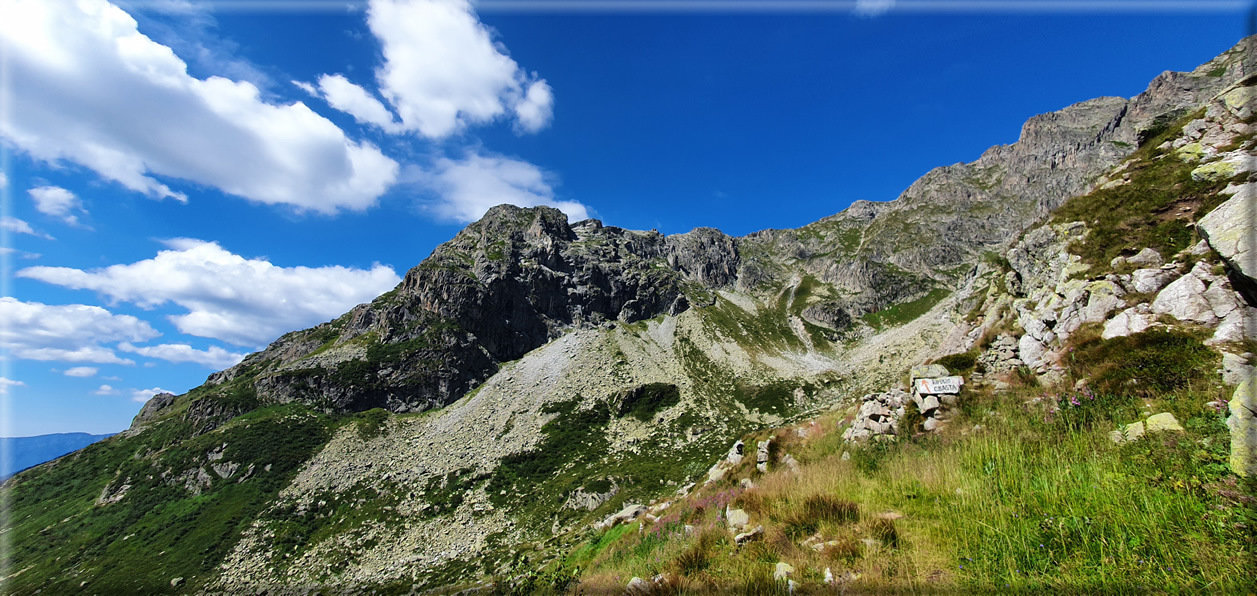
[841,388,908,443]
[972,334,1022,383]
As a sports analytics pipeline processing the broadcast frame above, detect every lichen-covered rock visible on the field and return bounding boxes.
[1228,379,1257,477]
[1200,183,1256,285]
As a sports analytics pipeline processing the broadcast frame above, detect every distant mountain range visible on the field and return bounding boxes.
[1,433,115,481]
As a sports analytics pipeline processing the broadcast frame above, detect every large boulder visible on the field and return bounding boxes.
[1229,379,1257,477]
[1199,183,1256,286]
[1151,273,1217,325]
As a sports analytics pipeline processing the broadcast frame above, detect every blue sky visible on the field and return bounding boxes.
[0,0,1250,437]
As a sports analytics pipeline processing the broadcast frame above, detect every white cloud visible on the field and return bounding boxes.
[0,378,25,394]
[0,247,42,259]
[854,0,895,17]
[28,186,87,225]
[19,239,401,346]
[0,298,156,364]
[513,80,554,134]
[64,366,98,377]
[357,0,553,137]
[292,79,318,96]
[318,74,402,132]
[0,171,7,189]
[0,0,399,213]
[419,152,589,223]
[131,387,171,403]
[94,384,118,395]
[119,342,246,370]
[1,216,52,239]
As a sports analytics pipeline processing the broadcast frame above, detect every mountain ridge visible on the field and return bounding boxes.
[3,34,1255,595]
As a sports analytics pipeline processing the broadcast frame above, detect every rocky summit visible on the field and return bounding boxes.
[4,36,1256,595]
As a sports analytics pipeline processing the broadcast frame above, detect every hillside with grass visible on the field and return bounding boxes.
[1,34,1254,595]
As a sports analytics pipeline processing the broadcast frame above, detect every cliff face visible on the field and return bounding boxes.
[9,35,1251,596]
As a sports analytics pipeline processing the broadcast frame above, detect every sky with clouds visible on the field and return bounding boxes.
[0,0,1249,436]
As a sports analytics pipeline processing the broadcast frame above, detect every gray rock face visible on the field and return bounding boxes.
[130,392,176,429]
[1200,183,1256,288]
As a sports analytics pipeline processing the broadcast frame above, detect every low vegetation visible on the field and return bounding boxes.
[558,327,1255,593]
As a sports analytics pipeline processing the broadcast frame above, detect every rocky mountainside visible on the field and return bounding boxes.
[2,36,1254,595]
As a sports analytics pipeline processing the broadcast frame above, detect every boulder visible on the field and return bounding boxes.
[1199,184,1256,285]
[1127,248,1165,268]
[1110,421,1145,444]
[1103,304,1159,339]
[596,504,647,530]
[1209,307,1257,345]
[1229,379,1257,477]
[1145,412,1184,433]
[1018,334,1051,370]
[774,561,795,582]
[625,577,651,596]
[725,506,750,530]
[734,525,763,545]
[1151,274,1216,325]
[910,364,950,380]
[1130,268,1178,294]
[1221,352,1255,386]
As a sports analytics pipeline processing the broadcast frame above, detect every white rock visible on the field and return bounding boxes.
[1151,274,1216,325]
[774,561,795,581]
[1209,307,1257,345]
[626,577,651,595]
[1110,421,1145,444]
[734,525,763,545]
[1103,304,1159,339]
[1221,352,1255,386]
[1130,268,1178,294]
[725,506,750,530]
[1127,248,1164,267]
[1204,282,1243,320]
[1018,334,1051,370]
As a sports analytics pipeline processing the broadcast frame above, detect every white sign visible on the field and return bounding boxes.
[915,376,964,395]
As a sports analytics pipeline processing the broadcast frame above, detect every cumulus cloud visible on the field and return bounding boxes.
[28,186,87,225]
[131,387,171,403]
[118,342,246,370]
[0,378,25,394]
[64,366,98,377]
[318,74,403,132]
[0,298,157,364]
[94,384,119,395]
[18,239,401,346]
[335,0,555,138]
[0,0,399,213]
[419,152,589,223]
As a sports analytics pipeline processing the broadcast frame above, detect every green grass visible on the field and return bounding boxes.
[566,325,1253,593]
[862,288,951,330]
[5,404,336,595]
[618,383,681,422]
[1051,108,1238,269]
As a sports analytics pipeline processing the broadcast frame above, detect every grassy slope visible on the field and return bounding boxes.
[561,327,1255,594]
[4,404,338,594]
